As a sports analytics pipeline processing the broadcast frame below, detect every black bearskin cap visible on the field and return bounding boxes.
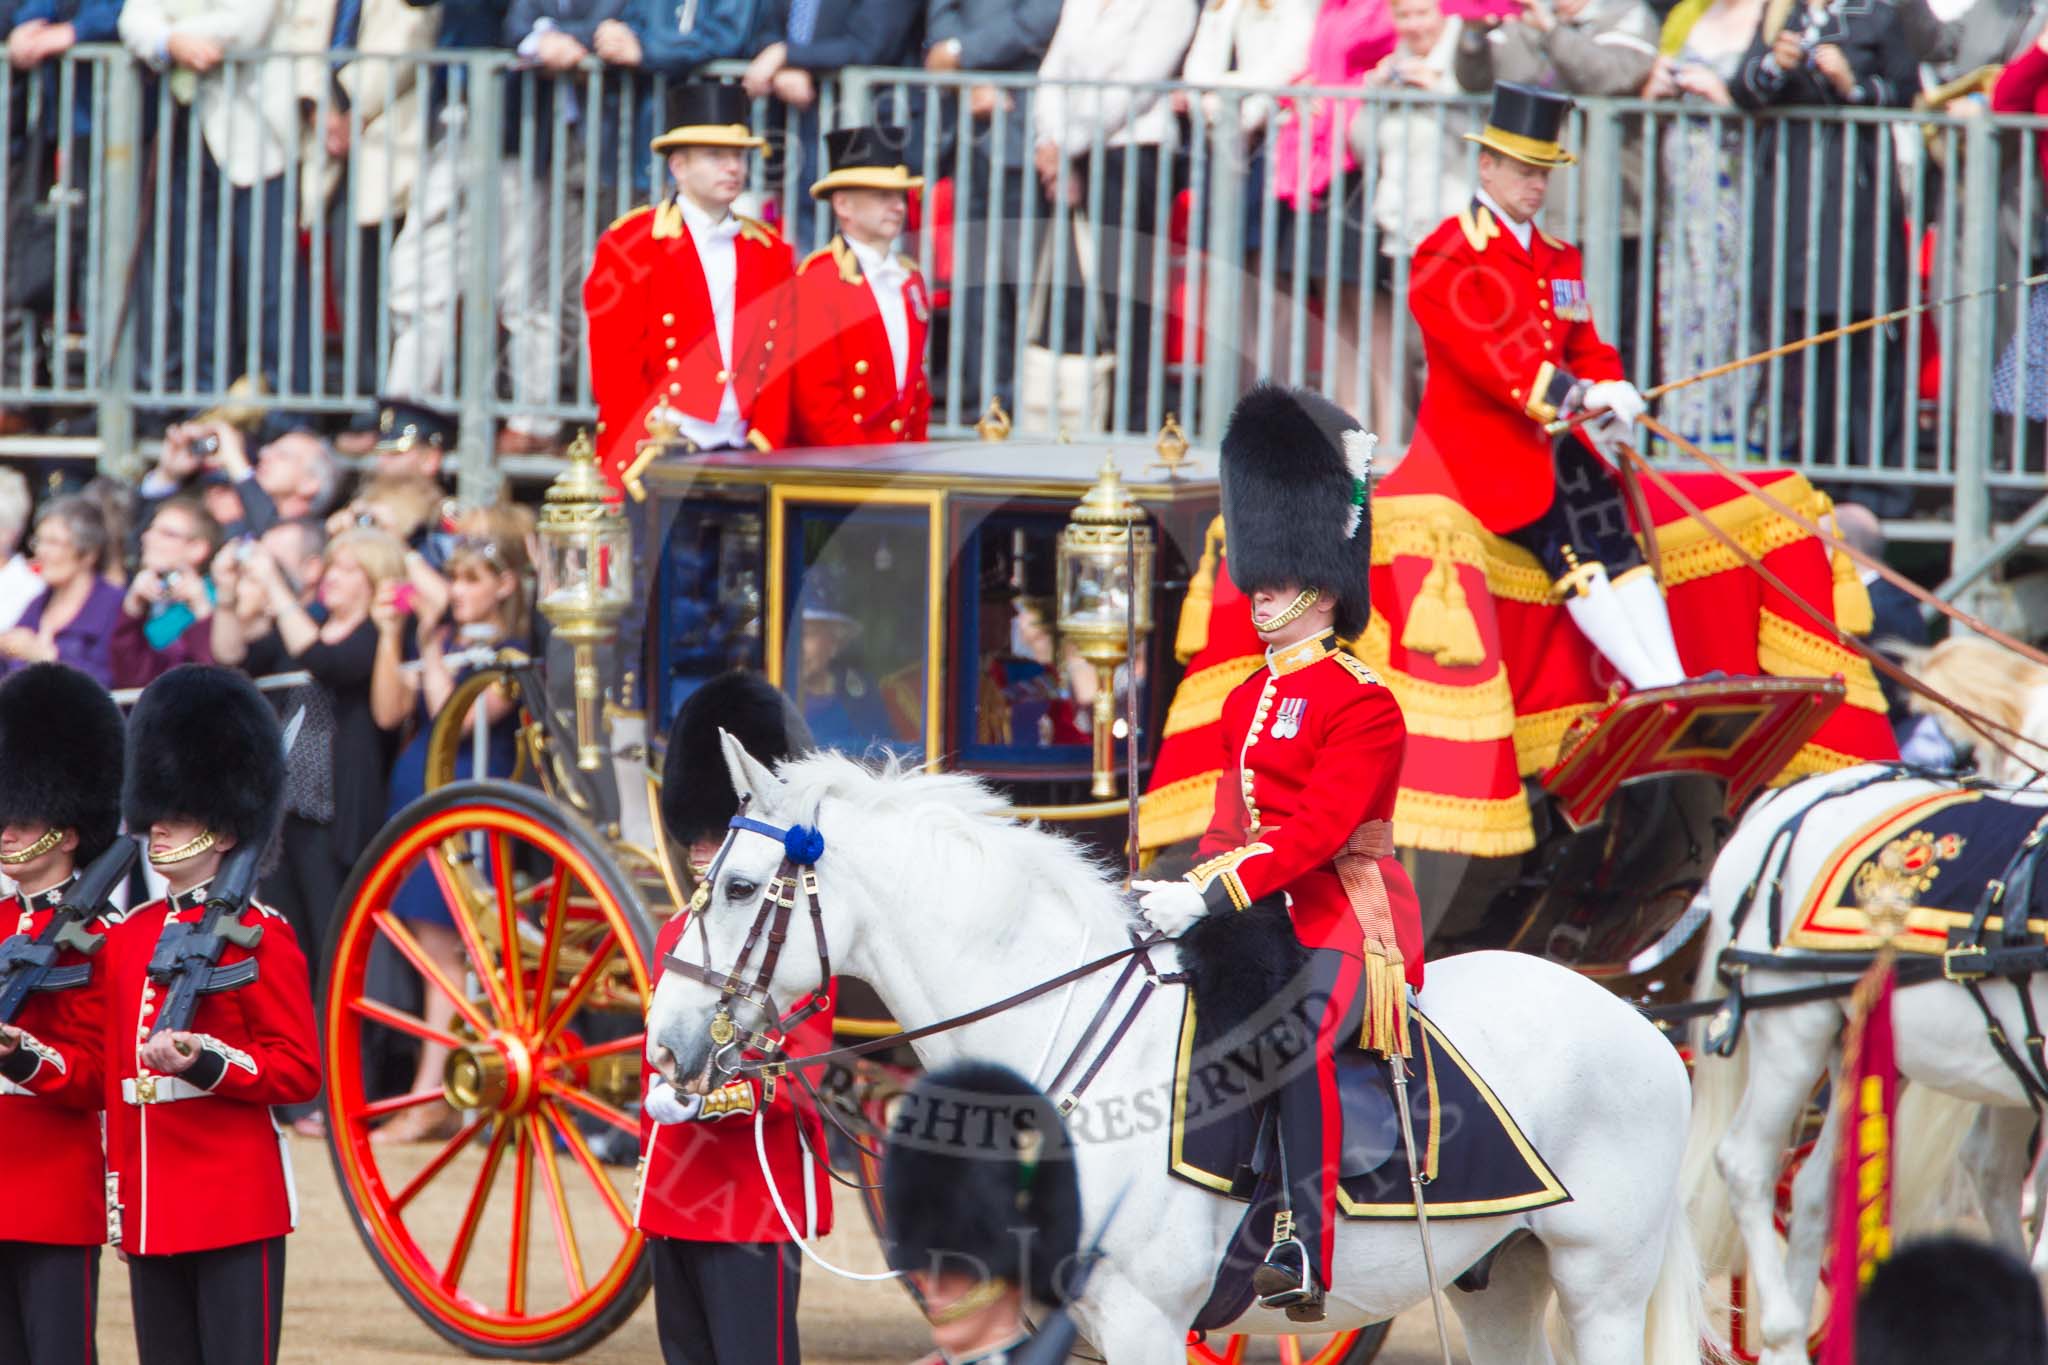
[661,671,815,846]
[121,665,284,850]
[0,664,125,861]
[1220,384,1376,639]
[882,1060,1083,1307]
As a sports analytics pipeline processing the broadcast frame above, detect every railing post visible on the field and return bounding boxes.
[1578,101,1623,343]
[1952,114,1999,613]
[838,66,872,126]
[1199,94,1244,445]
[96,52,144,482]
[457,50,502,506]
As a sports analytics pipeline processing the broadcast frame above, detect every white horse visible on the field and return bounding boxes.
[1682,764,2048,1365]
[647,736,1703,1365]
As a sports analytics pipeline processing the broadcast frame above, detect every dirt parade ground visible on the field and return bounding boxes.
[89,1135,1464,1364]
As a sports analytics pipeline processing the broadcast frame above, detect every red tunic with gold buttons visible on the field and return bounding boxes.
[1405,200,1625,534]
[790,235,931,446]
[1188,631,1425,989]
[635,910,837,1243]
[0,884,110,1246]
[101,889,319,1255]
[584,204,797,485]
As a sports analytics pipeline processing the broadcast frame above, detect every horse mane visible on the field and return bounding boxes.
[769,750,1129,921]
[1894,636,2048,769]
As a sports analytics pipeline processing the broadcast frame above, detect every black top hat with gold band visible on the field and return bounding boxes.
[651,82,766,153]
[371,397,457,455]
[1463,82,1577,167]
[809,126,923,199]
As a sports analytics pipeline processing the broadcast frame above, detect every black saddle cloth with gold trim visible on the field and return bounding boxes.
[1173,904,1569,1333]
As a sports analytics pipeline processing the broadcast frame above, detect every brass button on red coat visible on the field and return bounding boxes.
[853,385,865,399]
[855,360,869,375]
[716,369,730,383]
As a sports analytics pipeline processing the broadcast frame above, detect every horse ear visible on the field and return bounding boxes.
[718,728,783,808]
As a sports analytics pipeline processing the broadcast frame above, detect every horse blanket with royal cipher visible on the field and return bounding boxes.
[1786,790,2048,953]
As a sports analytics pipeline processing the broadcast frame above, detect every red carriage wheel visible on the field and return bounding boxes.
[324,781,656,1359]
[1184,1323,1391,1363]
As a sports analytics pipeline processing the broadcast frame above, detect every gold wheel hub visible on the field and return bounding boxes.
[443,1034,538,1114]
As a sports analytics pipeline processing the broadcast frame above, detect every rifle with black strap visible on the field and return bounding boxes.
[146,842,266,1039]
[0,838,139,1029]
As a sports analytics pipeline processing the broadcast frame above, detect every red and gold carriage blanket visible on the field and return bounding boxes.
[1785,790,2048,954]
[1144,468,1899,858]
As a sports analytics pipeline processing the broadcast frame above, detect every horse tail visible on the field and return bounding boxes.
[1680,882,1746,1276]
[1892,1085,1980,1237]
[1641,1200,1708,1365]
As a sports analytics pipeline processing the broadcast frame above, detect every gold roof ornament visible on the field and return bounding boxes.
[975,396,1012,443]
[1152,413,1190,478]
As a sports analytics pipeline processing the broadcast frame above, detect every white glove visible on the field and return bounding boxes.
[1133,879,1208,938]
[1585,379,1646,427]
[646,1073,702,1125]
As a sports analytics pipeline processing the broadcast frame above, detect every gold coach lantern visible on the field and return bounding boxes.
[1057,456,1156,797]
[537,431,635,770]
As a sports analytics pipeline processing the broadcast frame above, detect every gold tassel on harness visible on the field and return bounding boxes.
[1176,515,1226,664]
[1399,522,1486,669]
[1336,821,1412,1059]
[1811,490,1875,636]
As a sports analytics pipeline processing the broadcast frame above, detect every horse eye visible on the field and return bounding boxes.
[723,878,758,903]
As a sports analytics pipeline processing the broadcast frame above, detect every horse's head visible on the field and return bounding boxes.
[647,729,834,1090]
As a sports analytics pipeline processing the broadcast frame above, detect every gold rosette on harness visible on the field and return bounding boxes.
[1335,819,1410,1058]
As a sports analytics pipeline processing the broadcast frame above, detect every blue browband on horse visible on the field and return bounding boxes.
[729,815,826,867]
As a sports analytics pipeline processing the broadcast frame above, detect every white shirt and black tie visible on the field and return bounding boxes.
[678,197,748,450]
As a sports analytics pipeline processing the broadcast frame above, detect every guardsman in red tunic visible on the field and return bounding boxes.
[1407,83,1685,691]
[584,80,796,490]
[1136,386,1422,1323]
[882,1062,1082,1365]
[0,664,124,1365]
[105,666,318,1365]
[638,671,835,1365]
[791,126,932,447]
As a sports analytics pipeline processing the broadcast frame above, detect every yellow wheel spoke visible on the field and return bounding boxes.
[525,1114,588,1298]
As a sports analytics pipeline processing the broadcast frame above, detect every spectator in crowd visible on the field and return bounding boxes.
[136,420,295,542]
[1032,0,1198,433]
[492,0,635,457]
[1831,500,1956,765]
[368,396,456,484]
[119,0,311,406]
[1455,0,1660,374]
[1269,0,1394,417]
[112,496,222,687]
[792,127,933,446]
[1731,0,1914,485]
[1,0,115,427]
[1642,0,1758,455]
[1361,0,1467,426]
[924,0,1063,421]
[1992,24,2048,432]
[598,0,775,76]
[0,494,120,684]
[76,476,133,587]
[0,468,39,631]
[358,0,521,457]
[260,516,329,609]
[1182,0,1321,148]
[741,0,926,247]
[365,524,531,1141]
[1856,1235,2048,1364]
[211,525,404,1136]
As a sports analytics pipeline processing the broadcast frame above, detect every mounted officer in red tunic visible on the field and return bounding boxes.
[1406,82,1687,691]
[639,671,835,1365]
[0,664,125,1365]
[791,126,933,447]
[105,665,318,1365]
[1136,385,1422,1322]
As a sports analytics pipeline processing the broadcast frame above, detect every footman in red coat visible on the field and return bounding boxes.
[1135,386,1421,1324]
[1407,82,1686,690]
[0,664,125,1365]
[105,666,318,1365]
[638,671,835,1365]
[791,126,932,447]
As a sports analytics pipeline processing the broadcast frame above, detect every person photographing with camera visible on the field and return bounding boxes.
[113,497,223,688]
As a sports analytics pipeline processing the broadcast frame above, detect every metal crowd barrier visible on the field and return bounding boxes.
[1,50,2044,580]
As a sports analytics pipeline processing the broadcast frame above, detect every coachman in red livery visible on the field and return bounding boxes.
[1136,386,1422,1323]
[1407,82,1686,691]
[0,664,125,1365]
[638,671,836,1365]
[105,665,318,1365]
[791,126,933,447]
[584,81,796,489]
